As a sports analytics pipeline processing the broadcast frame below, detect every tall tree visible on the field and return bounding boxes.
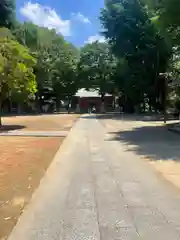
[13,23,65,111]
[51,41,79,111]
[0,28,37,124]
[100,0,170,112]
[0,0,16,29]
[78,42,117,98]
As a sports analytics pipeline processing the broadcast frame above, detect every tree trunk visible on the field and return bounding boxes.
[163,77,168,124]
[17,104,21,114]
[35,94,40,113]
[0,99,2,126]
[67,97,71,114]
[143,101,146,113]
[100,93,105,113]
[9,98,12,113]
[149,97,152,112]
[113,94,117,110]
[56,97,60,112]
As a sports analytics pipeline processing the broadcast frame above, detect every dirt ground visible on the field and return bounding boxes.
[1,114,79,132]
[0,137,63,240]
[0,114,79,240]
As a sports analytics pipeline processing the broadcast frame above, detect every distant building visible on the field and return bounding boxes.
[74,88,113,113]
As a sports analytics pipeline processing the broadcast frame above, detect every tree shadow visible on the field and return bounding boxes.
[97,113,179,122]
[1,112,72,118]
[81,113,139,121]
[81,115,97,119]
[0,125,25,132]
[107,124,180,162]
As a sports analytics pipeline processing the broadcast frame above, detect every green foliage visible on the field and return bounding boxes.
[1,0,180,116]
[12,22,79,110]
[0,0,16,29]
[52,43,79,96]
[142,0,180,46]
[13,22,80,111]
[78,42,117,96]
[100,0,171,111]
[144,0,180,27]
[49,37,79,107]
[0,29,37,110]
[142,0,180,113]
[12,22,39,49]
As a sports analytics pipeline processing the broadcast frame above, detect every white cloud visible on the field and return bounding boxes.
[71,12,91,24]
[85,35,106,44]
[20,2,71,36]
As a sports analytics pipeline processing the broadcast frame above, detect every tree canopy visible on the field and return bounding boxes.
[0,0,15,29]
[0,28,37,123]
[78,42,117,97]
[100,0,171,113]
[12,22,80,112]
[1,0,180,118]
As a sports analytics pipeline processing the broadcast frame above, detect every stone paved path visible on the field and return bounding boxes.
[8,116,180,239]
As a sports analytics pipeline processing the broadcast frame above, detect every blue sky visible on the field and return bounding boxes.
[16,0,106,46]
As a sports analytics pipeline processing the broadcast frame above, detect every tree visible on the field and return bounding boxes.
[77,42,117,112]
[12,22,39,49]
[0,0,16,29]
[12,22,80,113]
[144,0,180,30]
[13,23,69,112]
[100,0,170,113]
[50,41,80,111]
[142,0,180,118]
[78,42,117,99]
[0,29,37,124]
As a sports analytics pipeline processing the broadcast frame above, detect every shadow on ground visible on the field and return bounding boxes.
[0,125,25,132]
[81,115,97,119]
[1,112,78,118]
[107,124,180,162]
[82,113,178,122]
